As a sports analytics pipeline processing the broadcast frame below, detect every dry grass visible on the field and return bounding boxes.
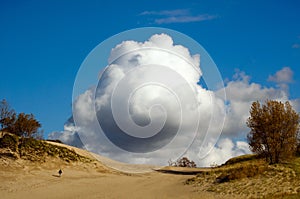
[186,155,300,198]
[0,133,92,163]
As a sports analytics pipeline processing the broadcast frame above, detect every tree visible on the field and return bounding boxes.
[0,99,16,130]
[247,100,299,164]
[12,113,41,137]
[169,157,197,168]
[0,99,41,138]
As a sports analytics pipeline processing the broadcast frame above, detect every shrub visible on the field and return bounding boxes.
[170,157,197,168]
[0,133,19,152]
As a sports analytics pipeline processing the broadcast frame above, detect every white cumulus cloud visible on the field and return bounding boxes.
[268,66,293,83]
[268,66,294,94]
[49,34,299,168]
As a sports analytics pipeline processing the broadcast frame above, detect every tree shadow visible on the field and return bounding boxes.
[52,174,61,178]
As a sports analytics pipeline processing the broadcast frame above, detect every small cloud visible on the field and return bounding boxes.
[140,9,189,16]
[292,43,300,49]
[155,14,217,24]
[139,9,217,24]
[268,66,293,83]
[268,67,293,95]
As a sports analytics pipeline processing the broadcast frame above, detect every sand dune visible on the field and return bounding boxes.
[0,142,233,199]
[45,141,161,173]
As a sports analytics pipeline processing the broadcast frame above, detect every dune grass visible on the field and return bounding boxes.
[186,154,300,198]
[0,133,92,163]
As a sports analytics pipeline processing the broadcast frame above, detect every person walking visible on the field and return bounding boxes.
[58,169,62,177]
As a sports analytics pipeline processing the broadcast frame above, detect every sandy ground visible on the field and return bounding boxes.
[45,141,161,173]
[0,160,230,199]
[0,141,234,199]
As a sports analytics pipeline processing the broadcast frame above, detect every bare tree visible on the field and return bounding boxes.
[0,99,16,131]
[247,100,299,164]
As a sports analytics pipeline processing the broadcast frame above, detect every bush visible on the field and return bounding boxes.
[170,157,197,168]
[0,134,19,152]
[18,138,47,161]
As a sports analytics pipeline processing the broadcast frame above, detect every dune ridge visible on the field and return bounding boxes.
[0,137,228,199]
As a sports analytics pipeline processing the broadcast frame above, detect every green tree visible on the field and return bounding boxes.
[247,100,299,164]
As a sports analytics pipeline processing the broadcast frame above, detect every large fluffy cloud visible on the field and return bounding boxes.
[49,34,299,168]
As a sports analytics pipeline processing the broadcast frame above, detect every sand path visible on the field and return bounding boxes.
[0,164,229,199]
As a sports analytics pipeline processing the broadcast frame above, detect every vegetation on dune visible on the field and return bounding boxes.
[186,155,300,198]
[0,133,92,163]
[247,100,299,164]
[0,133,19,152]
[224,154,259,165]
[186,155,266,184]
[186,100,300,198]
[1,97,300,197]
[168,157,197,168]
[0,99,43,139]
[0,99,87,162]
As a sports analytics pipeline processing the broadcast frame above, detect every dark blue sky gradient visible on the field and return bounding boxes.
[0,0,299,136]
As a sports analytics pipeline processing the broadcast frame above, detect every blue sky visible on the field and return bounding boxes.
[1,0,300,138]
